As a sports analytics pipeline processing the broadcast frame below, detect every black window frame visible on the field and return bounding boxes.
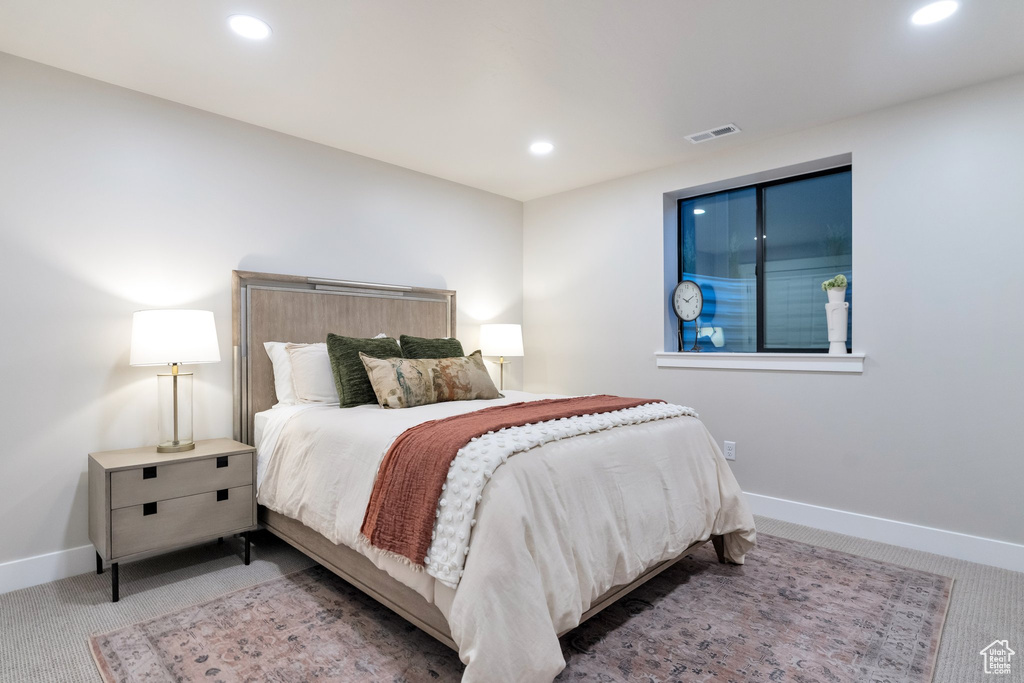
[677,165,852,354]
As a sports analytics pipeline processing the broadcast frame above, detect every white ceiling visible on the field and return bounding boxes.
[2,1,1023,200]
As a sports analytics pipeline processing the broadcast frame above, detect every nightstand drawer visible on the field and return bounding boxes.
[111,485,254,558]
[110,453,252,509]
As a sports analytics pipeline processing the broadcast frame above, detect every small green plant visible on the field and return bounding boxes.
[821,274,848,292]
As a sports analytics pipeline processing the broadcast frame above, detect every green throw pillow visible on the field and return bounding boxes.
[399,334,465,359]
[326,334,402,408]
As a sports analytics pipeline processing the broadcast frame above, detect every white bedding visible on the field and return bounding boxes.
[256,390,756,682]
[424,400,699,588]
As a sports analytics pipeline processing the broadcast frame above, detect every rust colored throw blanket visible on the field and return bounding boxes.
[361,395,663,565]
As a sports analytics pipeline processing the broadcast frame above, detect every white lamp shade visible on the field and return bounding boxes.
[130,309,221,366]
[479,323,524,357]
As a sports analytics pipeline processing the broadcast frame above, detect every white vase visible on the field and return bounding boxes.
[826,286,846,304]
[826,300,850,354]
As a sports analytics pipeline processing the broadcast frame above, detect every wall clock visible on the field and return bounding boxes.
[672,280,704,352]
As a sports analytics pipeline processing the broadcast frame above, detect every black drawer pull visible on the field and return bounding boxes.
[216,456,228,468]
[143,466,157,479]
[143,502,158,516]
[217,489,229,501]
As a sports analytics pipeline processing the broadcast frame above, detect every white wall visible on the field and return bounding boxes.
[524,74,1024,546]
[0,53,522,569]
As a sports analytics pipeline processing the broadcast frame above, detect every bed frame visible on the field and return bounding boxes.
[232,269,724,652]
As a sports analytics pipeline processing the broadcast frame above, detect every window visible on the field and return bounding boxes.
[678,166,851,353]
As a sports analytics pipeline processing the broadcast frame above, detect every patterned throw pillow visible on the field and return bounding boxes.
[359,350,501,409]
[326,334,402,408]
[399,335,464,359]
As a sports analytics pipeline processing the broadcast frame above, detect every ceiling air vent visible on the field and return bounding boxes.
[685,123,741,144]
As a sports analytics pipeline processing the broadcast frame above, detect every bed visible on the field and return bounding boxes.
[232,270,756,682]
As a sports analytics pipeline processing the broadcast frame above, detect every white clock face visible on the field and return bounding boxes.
[673,281,703,322]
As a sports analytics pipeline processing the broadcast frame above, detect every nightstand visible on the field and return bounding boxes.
[88,438,257,602]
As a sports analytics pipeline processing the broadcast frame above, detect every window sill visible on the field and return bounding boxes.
[655,351,864,374]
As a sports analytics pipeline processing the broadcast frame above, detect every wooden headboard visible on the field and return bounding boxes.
[232,270,456,444]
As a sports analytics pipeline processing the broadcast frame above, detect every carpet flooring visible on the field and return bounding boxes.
[89,534,951,682]
[1,516,1020,682]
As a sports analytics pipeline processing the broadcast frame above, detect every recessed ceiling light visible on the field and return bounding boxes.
[693,209,706,215]
[529,141,554,156]
[229,14,272,40]
[911,1,958,25]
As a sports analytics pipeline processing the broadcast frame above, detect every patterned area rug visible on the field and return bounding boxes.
[90,534,952,682]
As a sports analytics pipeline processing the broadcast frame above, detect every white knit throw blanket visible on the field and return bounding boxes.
[424,401,698,588]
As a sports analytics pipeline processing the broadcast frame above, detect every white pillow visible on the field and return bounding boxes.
[286,342,339,404]
[264,341,299,406]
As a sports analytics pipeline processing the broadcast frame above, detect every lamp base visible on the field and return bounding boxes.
[156,370,194,454]
[495,357,511,391]
[157,440,196,453]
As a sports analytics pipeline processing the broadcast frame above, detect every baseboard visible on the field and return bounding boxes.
[0,544,96,595]
[746,491,1024,574]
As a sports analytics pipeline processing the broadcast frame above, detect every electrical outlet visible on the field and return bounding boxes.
[723,441,736,461]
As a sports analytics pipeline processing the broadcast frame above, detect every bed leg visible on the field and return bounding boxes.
[711,535,727,564]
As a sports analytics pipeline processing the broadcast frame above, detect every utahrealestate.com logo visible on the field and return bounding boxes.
[980,640,1015,675]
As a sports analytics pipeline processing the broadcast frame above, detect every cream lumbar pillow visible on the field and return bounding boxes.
[359,350,500,409]
[286,342,340,404]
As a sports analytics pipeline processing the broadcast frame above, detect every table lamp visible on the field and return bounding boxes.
[130,310,221,452]
[479,323,523,391]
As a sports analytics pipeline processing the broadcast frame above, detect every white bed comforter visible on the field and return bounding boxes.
[256,390,756,682]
